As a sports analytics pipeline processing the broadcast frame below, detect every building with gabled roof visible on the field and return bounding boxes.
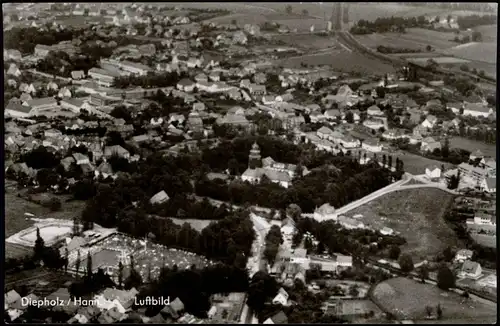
[150,190,170,204]
[264,311,288,324]
[459,260,482,279]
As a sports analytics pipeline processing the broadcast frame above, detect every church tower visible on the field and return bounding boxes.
[248,142,262,169]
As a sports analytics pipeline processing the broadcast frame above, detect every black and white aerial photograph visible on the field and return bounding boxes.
[3,2,497,324]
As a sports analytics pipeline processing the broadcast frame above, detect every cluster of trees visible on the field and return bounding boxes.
[21,146,61,170]
[458,123,497,145]
[137,263,248,318]
[443,75,477,96]
[4,26,83,54]
[83,181,255,266]
[456,14,497,30]
[292,218,406,262]
[263,225,284,266]
[376,45,422,54]
[33,228,67,270]
[112,71,188,89]
[148,196,230,220]
[350,16,428,34]
[452,31,483,45]
[196,159,397,213]
[248,271,348,323]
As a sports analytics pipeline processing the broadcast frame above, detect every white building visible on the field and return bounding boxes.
[454,249,473,263]
[362,139,382,152]
[272,288,289,306]
[458,260,482,279]
[481,177,496,193]
[313,203,337,222]
[425,165,441,180]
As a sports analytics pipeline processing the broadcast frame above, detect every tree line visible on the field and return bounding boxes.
[4,26,84,54]
[292,218,407,263]
[136,263,248,318]
[196,160,399,213]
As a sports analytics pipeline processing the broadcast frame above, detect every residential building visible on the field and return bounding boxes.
[150,190,170,204]
[458,163,488,186]
[459,260,482,279]
[281,217,296,237]
[88,68,120,87]
[119,60,151,76]
[23,97,58,113]
[73,153,90,165]
[248,84,266,96]
[469,149,484,161]
[481,177,496,193]
[473,213,496,226]
[177,78,196,92]
[454,249,473,262]
[58,87,72,98]
[367,105,384,117]
[463,103,492,118]
[104,145,130,159]
[5,101,33,118]
[264,311,288,324]
[272,288,289,306]
[363,118,385,131]
[241,143,293,188]
[60,98,84,113]
[338,215,365,229]
[425,165,441,180]
[34,44,51,57]
[313,203,336,222]
[420,137,441,152]
[421,115,438,129]
[361,139,382,152]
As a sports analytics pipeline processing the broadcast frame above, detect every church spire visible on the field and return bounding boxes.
[248,142,262,169]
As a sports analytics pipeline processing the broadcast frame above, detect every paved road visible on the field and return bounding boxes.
[242,213,271,324]
[334,177,457,216]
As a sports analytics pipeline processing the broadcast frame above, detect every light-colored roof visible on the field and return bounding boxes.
[293,248,307,258]
[150,190,169,204]
[104,145,129,156]
[461,260,480,274]
[317,126,333,135]
[316,203,335,215]
[170,297,184,312]
[485,178,496,189]
[26,97,57,108]
[5,290,21,305]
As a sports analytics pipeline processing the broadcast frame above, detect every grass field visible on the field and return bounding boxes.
[272,33,339,50]
[351,148,455,175]
[392,150,456,175]
[5,191,87,237]
[356,28,458,52]
[444,42,497,64]
[449,137,497,159]
[169,218,216,231]
[372,277,497,321]
[473,24,497,43]
[5,189,87,260]
[470,234,496,249]
[347,188,458,261]
[280,49,397,74]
